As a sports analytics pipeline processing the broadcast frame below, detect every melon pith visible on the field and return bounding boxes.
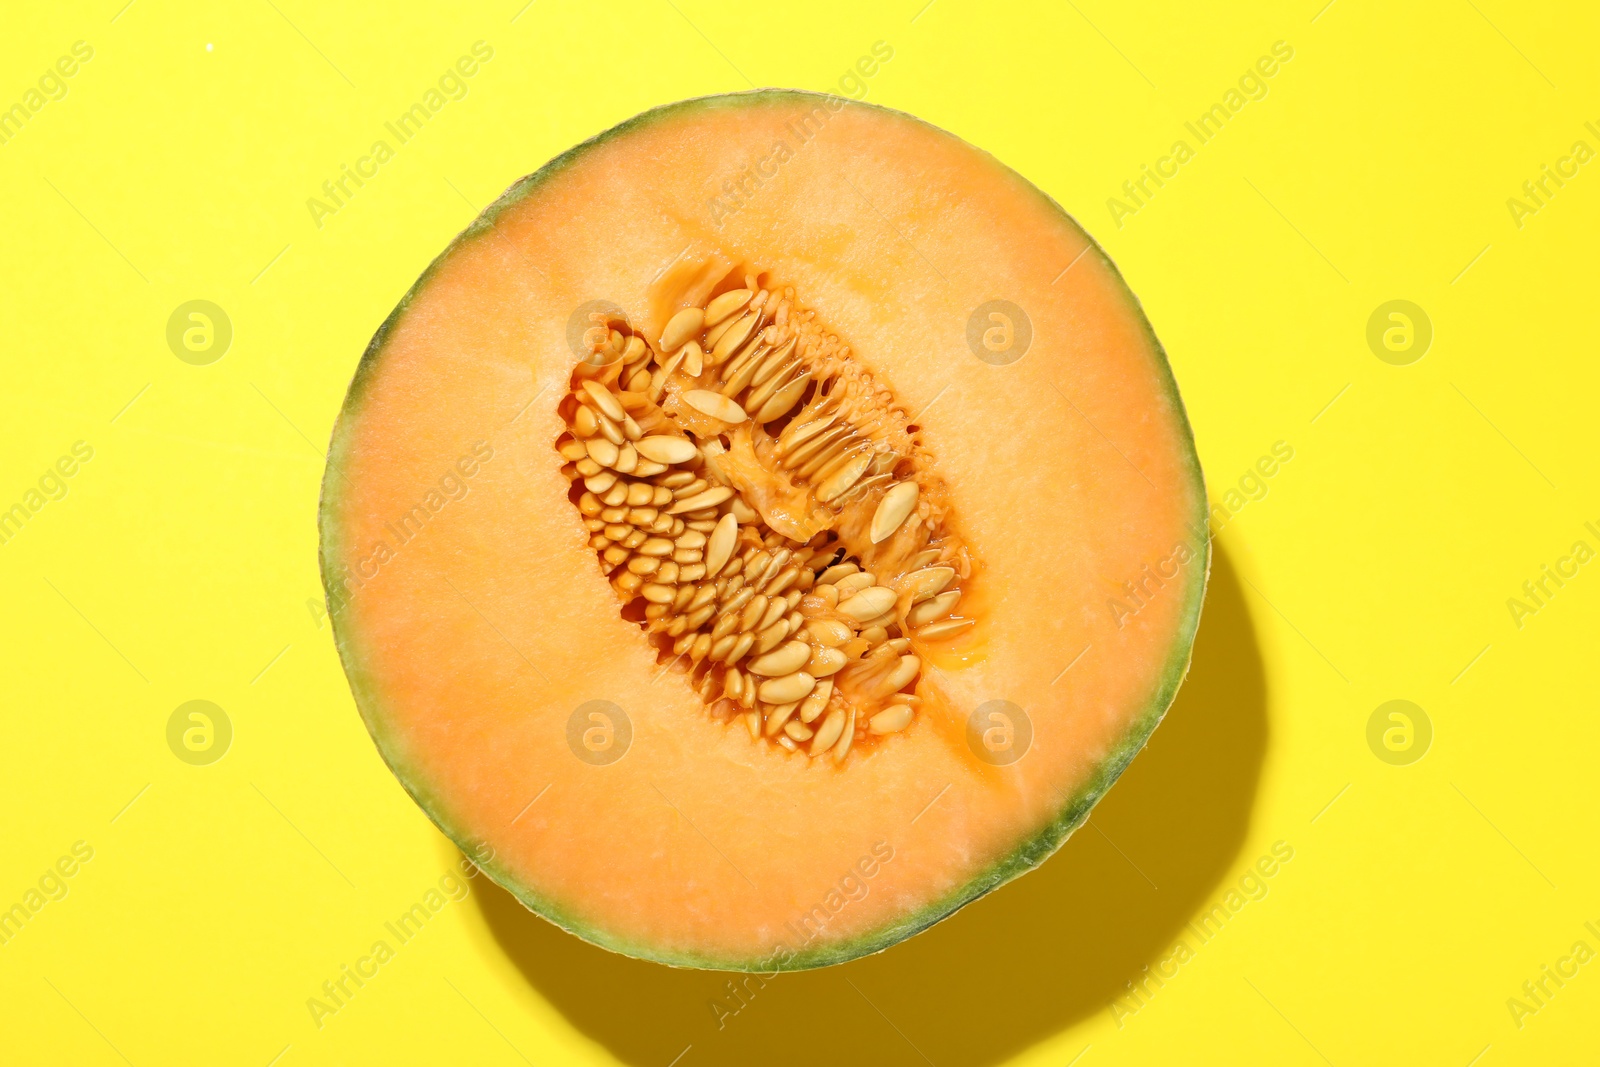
[320,90,1207,970]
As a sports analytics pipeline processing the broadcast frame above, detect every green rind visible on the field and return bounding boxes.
[318,89,1209,972]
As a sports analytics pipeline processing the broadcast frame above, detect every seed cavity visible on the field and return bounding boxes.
[554,263,979,763]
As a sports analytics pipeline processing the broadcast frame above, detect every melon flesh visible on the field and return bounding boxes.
[320,91,1207,969]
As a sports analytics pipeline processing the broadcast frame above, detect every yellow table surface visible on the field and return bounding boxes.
[3,1,1596,1064]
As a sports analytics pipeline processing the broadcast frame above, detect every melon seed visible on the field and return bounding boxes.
[808,646,848,677]
[704,288,752,326]
[837,586,896,622]
[800,680,833,723]
[704,513,737,577]
[869,706,913,735]
[833,571,875,596]
[806,619,852,646]
[815,450,873,503]
[907,566,956,603]
[667,486,734,514]
[754,620,789,654]
[831,708,856,762]
[573,405,598,437]
[702,308,742,350]
[740,595,770,633]
[636,435,698,464]
[660,307,704,352]
[917,617,976,640]
[759,671,816,704]
[810,709,846,754]
[596,413,626,447]
[870,481,919,544]
[681,340,704,377]
[906,590,960,628]
[683,390,747,423]
[711,312,759,362]
[765,700,799,735]
[754,373,811,424]
[880,655,921,695]
[748,640,811,677]
[580,379,625,422]
[817,563,859,585]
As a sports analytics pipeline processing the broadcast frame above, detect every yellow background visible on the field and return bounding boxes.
[3,0,1596,1063]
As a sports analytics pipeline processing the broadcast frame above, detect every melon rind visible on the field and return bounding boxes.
[319,90,1208,971]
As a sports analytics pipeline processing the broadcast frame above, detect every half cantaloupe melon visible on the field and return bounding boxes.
[320,90,1207,970]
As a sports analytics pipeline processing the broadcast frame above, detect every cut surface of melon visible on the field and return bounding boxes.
[320,91,1207,970]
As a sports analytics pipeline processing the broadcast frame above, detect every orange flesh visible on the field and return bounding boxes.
[323,94,1205,965]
